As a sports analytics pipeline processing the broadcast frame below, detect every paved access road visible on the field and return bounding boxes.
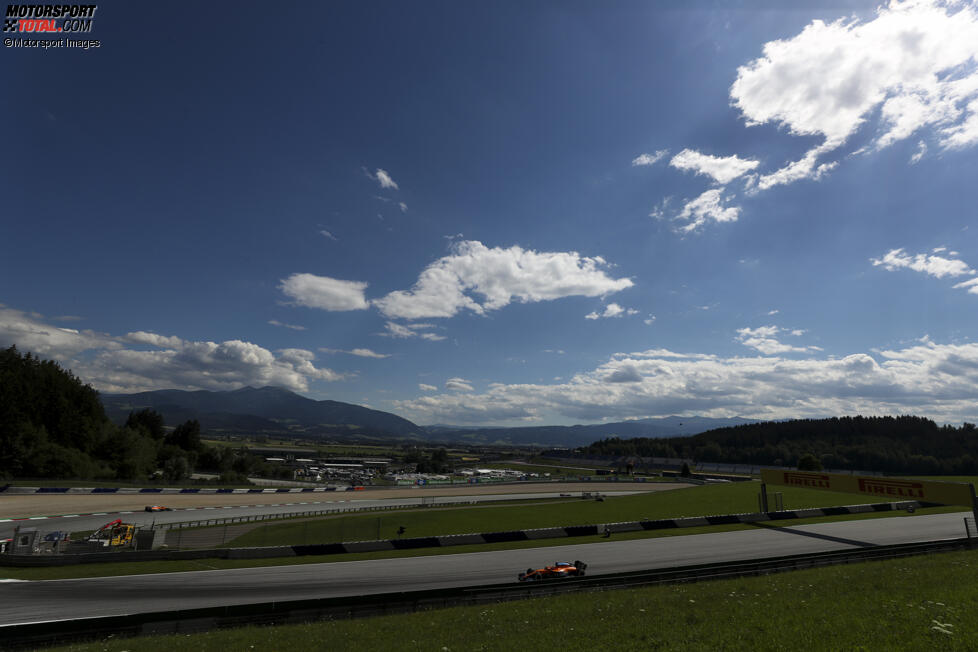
[0,511,970,626]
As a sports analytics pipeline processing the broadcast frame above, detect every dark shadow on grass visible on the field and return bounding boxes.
[750,522,874,548]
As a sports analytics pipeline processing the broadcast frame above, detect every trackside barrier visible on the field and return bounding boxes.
[1,537,974,650]
[0,500,937,567]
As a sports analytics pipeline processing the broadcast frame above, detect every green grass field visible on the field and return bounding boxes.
[41,547,978,651]
[225,481,955,548]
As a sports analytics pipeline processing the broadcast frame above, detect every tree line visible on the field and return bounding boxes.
[0,346,293,483]
[580,415,978,474]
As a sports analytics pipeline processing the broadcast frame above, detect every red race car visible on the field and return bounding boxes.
[518,560,587,582]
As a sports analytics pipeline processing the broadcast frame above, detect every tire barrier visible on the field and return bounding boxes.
[0,500,936,567]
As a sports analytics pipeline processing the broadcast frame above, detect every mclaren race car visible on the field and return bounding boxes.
[518,560,587,582]
[144,505,172,512]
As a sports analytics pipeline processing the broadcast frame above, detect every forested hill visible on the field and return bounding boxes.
[0,346,109,478]
[0,346,297,482]
[581,416,978,474]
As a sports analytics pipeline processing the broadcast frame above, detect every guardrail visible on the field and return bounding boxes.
[1,537,973,650]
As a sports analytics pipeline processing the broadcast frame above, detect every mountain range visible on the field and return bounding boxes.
[101,386,422,439]
[101,386,760,447]
[424,416,763,447]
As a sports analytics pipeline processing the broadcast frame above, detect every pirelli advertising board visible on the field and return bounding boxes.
[760,469,976,508]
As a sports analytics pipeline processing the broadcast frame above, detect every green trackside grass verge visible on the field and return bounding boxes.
[40,548,978,651]
[219,481,957,548]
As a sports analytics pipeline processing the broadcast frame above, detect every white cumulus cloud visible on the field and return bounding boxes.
[871,248,976,279]
[268,320,307,331]
[0,307,120,357]
[953,277,978,295]
[632,150,669,166]
[379,321,446,341]
[736,325,822,355]
[669,149,760,185]
[279,274,370,311]
[730,0,978,187]
[321,347,391,358]
[0,307,343,394]
[585,303,639,320]
[373,240,633,320]
[350,347,389,358]
[675,189,741,232]
[366,167,399,190]
[444,377,474,392]
[393,339,978,426]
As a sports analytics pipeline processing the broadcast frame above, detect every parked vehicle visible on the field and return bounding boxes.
[87,519,135,547]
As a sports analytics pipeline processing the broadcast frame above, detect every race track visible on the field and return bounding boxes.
[0,511,970,626]
[0,483,674,539]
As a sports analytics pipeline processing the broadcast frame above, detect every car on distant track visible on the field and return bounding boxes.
[144,505,172,512]
[518,560,587,582]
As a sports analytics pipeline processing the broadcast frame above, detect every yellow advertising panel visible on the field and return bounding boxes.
[760,469,976,507]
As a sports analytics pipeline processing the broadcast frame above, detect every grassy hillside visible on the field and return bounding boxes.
[42,548,978,651]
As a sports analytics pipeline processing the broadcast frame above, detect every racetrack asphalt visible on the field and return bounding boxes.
[0,511,970,626]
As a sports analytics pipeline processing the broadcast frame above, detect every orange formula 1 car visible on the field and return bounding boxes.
[518,560,587,582]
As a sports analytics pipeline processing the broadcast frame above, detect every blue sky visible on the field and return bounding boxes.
[4,0,978,426]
